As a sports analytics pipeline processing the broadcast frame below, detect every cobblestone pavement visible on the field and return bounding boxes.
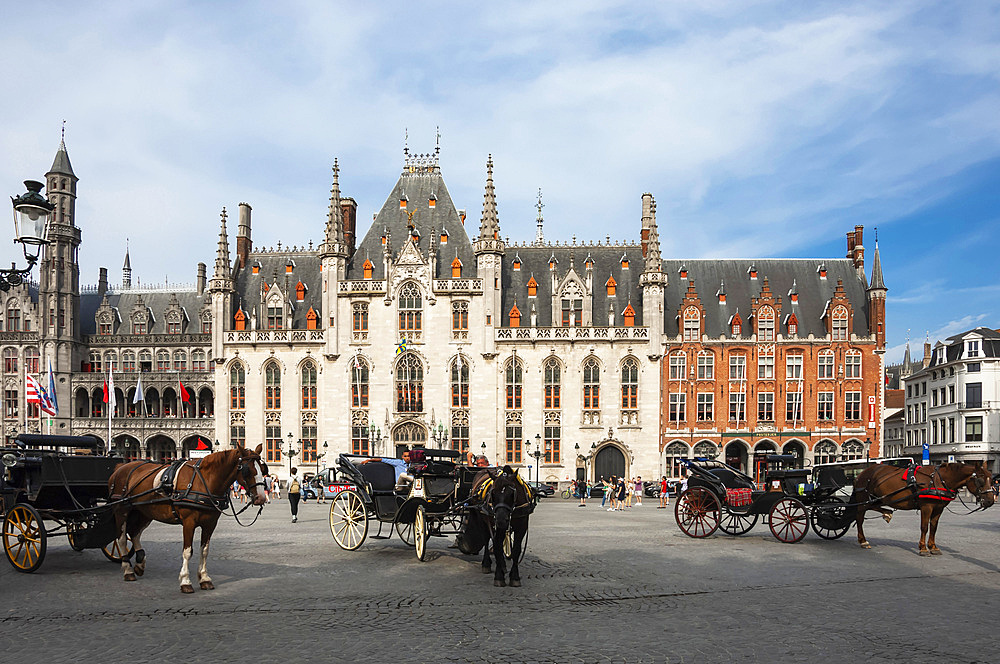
[1,496,998,663]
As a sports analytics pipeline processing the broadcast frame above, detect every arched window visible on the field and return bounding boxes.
[818,350,835,379]
[583,358,600,423]
[192,350,206,371]
[156,350,169,371]
[845,350,862,379]
[621,358,638,412]
[451,357,469,407]
[230,364,245,410]
[104,351,118,372]
[5,301,21,332]
[731,313,742,336]
[265,362,281,410]
[544,358,561,410]
[560,281,583,327]
[301,362,317,410]
[814,440,837,465]
[395,354,423,413]
[505,358,523,410]
[757,306,774,341]
[452,301,468,334]
[122,350,136,372]
[352,302,368,334]
[173,350,187,371]
[693,440,717,459]
[24,347,39,374]
[351,358,369,408]
[3,347,18,374]
[88,350,101,373]
[842,440,864,461]
[138,350,152,372]
[832,306,849,341]
[398,283,422,335]
[683,307,700,341]
[665,442,689,478]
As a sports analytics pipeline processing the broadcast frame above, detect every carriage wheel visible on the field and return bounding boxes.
[329,490,369,551]
[101,534,135,562]
[66,522,87,552]
[3,504,47,573]
[718,510,759,536]
[769,497,809,543]
[810,498,853,540]
[395,519,416,546]
[502,530,513,559]
[414,506,428,562]
[674,488,721,538]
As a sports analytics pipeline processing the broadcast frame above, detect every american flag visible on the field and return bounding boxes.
[26,375,57,416]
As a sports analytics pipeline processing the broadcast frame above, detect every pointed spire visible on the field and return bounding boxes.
[869,235,886,290]
[479,155,500,240]
[644,217,662,272]
[48,128,75,177]
[214,208,232,280]
[535,188,545,245]
[122,239,132,289]
[322,159,345,256]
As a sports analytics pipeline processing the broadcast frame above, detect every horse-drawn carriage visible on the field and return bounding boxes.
[673,454,911,543]
[328,448,480,561]
[1,434,131,572]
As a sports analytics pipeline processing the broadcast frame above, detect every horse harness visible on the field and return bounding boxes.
[873,464,990,508]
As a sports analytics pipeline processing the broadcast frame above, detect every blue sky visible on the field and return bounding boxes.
[1,1,998,362]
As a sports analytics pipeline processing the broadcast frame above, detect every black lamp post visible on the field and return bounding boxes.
[481,441,487,461]
[317,441,328,475]
[3,180,53,291]
[367,426,382,456]
[529,433,543,485]
[865,437,872,461]
[284,432,299,474]
[431,422,449,449]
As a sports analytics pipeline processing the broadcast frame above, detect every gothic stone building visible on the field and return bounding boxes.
[1,140,887,485]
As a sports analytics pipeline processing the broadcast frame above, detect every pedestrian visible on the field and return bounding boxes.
[634,476,643,507]
[617,477,628,510]
[272,477,281,501]
[578,478,588,507]
[317,476,327,504]
[624,477,633,508]
[264,474,273,503]
[659,476,669,508]
[288,467,301,523]
[599,476,608,508]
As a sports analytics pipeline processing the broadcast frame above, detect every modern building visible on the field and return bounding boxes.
[2,138,889,484]
[900,327,1000,472]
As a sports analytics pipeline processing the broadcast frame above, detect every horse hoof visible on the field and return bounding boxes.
[181,584,195,594]
[124,573,137,582]
[134,566,145,577]
[200,581,215,590]
[918,549,931,557]
[509,579,521,588]
[482,566,492,574]
[860,542,871,549]
[930,549,943,556]
[883,513,893,524]
[494,579,506,587]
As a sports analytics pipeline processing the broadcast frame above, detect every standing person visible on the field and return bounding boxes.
[659,476,669,508]
[317,476,326,505]
[273,476,281,501]
[617,477,628,510]
[578,477,588,507]
[599,477,608,508]
[265,474,273,503]
[287,467,302,523]
[634,476,643,507]
[624,477,633,508]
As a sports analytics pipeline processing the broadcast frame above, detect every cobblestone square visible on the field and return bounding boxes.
[1,498,997,663]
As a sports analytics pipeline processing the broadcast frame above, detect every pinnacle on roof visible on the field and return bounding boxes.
[644,215,662,272]
[213,208,232,280]
[869,240,886,290]
[123,242,131,270]
[535,187,545,245]
[479,155,500,240]
[322,159,345,255]
[48,134,76,177]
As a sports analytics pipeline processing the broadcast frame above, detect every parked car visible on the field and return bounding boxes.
[526,481,555,498]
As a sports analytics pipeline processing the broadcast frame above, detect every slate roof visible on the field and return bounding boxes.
[233,251,323,328]
[661,258,870,338]
[347,164,475,281]
[81,290,211,336]
[501,245,645,326]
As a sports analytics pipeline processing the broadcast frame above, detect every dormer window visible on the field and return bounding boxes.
[513,258,521,271]
[234,309,246,331]
[381,235,387,246]
[622,303,636,327]
[549,260,555,270]
[527,277,538,297]
[399,196,407,209]
[411,229,420,243]
[451,257,462,278]
[967,340,981,358]
[621,257,629,270]
[428,194,436,208]
[730,313,742,336]
[748,265,757,280]
[306,307,318,331]
[818,264,827,279]
[679,266,688,279]
[832,306,849,341]
[440,231,448,245]
[606,275,617,296]
[585,258,593,270]
[786,314,798,336]
[509,303,521,328]
[363,259,373,280]
[252,265,260,275]
[295,281,306,302]
[286,263,293,274]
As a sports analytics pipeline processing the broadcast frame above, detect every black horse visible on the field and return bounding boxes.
[463,466,534,587]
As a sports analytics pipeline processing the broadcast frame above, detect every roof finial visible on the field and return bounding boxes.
[535,188,545,245]
[435,126,441,154]
[404,127,409,155]
[61,120,66,143]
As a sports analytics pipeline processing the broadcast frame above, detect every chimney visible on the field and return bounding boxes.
[236,202,252,269]
[853,224,865,276]
[923,339,932,368]
[97,267,108,296]
[846,230,856,257]
[640,192,653,257]
[341,197,358,259]
[196,262,206,295]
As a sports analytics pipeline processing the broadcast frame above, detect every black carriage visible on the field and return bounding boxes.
[1,434,130,572]
[328,448,479,561]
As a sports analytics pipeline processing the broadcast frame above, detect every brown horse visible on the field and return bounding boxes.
[852,461,994,555]
[108,444,268,592]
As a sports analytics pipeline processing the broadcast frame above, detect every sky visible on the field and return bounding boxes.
[1,1,998,363]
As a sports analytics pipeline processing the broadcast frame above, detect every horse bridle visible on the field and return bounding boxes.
[236,454,268,492]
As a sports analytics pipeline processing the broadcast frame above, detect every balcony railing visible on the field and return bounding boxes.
[225,329,325,344]
[497,326,649,342]
[958,401,995,410]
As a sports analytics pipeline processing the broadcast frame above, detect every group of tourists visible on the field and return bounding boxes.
[569,474,685,511]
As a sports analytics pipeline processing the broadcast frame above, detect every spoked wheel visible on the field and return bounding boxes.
[329,489,369,551]
[414,506,428,561]
[810,498,854,540]
[101,534,135,562]
[718,510,759,535]
[3,504,47,573]
[395,518,416,546]
[769,497,809,543]
[674,488,721,538]
[66,522,87,552]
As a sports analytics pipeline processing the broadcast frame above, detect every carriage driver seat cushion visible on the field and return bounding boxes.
[359,461,397,494]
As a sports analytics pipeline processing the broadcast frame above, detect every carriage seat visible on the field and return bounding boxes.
[358,461,397,495]
[707,468,754,490]
[766,469,811,494]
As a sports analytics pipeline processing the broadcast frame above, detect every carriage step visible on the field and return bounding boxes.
[369,535,391,539]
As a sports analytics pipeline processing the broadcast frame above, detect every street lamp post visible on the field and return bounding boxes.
[431,423,449,449]
[367,426,382,457]
[3,180,53,291]
[316,441,328,475]
[481,441,487,463]
[284,432,299,475]
[530,434,543,486]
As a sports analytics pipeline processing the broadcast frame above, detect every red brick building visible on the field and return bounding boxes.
[658,227,887,481]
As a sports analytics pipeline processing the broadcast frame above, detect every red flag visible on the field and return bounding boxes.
[195,438,211,450]
[103,380,110,404]
[179,379,190,403]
